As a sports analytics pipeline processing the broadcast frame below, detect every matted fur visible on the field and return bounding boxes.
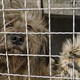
[0,0,49,80]
[56,35,80,80]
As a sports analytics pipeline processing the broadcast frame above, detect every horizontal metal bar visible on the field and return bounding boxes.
[0,53,61,57]
[0,32,80,34]
[0,7,80,12]
[0,72,79,79]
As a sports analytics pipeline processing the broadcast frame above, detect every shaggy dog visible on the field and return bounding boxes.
[56,35,80,80]
[0,0,49,80]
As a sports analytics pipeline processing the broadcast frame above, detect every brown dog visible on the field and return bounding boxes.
[0,0,49,80]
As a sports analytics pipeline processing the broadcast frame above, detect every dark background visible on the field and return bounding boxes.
[46,14,80,55]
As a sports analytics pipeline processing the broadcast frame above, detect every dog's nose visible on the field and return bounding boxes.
[11,34,24,45]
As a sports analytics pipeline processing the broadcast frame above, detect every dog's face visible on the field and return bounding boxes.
[0,0,48,54]
[0,0,49,74]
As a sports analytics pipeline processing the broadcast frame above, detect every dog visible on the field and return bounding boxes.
[0,0,49,80]
[56,35,80,80]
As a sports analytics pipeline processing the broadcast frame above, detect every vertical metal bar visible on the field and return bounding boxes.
[40,0,44,17]
[37,0,44,17]
[72,0,76,79]
[2,0,10,80]
[72,0,76,44]
[24,0,30,80]
[48,0,52,80]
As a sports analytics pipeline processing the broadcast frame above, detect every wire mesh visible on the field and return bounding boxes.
[0,0,80,80]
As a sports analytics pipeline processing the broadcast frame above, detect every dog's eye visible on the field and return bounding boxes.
[6,23,12,28]
[27,25,32,30]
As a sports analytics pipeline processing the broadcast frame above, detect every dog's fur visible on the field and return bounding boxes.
[56,35,80,80]
[0,0,49,80]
